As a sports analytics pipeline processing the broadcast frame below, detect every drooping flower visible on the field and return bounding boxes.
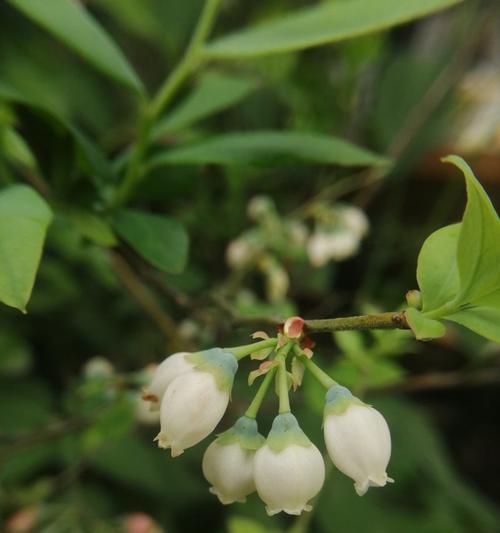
[202,416,264,504]
[155,348,238,457]
[323,384,394,496]
[142,352,193,410]
[253,413,325,516]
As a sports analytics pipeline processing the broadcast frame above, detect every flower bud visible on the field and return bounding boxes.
[406,289,423,310]
[254,413,325,516]
[323,385,394,496]
[202,416,264,504]
[142,352,193,410]
[339,205,369,238]
[155,348,238,457]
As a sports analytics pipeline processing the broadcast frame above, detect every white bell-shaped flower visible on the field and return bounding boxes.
[202,416,264,504]
[323,385,394,496]
[142,352,193,410]
[155,348,238,457]
[254,413,325,516]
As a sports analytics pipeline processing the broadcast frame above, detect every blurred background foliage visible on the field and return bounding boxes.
[0,0,499,532]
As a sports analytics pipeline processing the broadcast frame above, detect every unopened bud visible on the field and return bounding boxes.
[406,290,422,310]
[283,316,305,339]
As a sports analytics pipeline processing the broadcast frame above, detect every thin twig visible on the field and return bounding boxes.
[305,311,409,333]
[108,250,181,344]
[370,368,500,394]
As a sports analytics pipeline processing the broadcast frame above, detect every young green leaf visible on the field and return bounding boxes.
[113,209,188,274]
[6,0,143,93]
[444,155,500,305]
[63,208,117,248]
[148,131,388,169]
[446,307,500,344]
[0,81,113,184]
[411,156,500,344]
[416,224,460,312]
[153,72,257,137]
[405,308,446,341]
[205,0,463,59]
[0,185,53,312]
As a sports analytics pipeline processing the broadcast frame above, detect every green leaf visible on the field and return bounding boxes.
[0,329,33,377]
[154,71,257,137]
[63,208,117,247]
[0,185,53,312]
[90,434,204,501]
[334,330,366,354]
[205,0,463,58]
[0,81,113,184]
[416,224,460,312]
[443,155,500,305]
[405,308,445,341]
[0,378,52,434]
[227,516,274,533]
[6,0,143,93]
[330,359,404,389]
[2,127,37,168]
[113,209,189,274]
[447,306,500,344]
[412,157,500,343]
[148,131,388,169]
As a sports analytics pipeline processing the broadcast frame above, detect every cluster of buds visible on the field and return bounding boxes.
[225,196,369,305]
[143,317,393,515]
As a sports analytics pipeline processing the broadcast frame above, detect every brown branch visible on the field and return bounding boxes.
[304,311,409,333]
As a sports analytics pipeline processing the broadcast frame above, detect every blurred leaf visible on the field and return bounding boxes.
[0,81,113,183]
[331,358,404,389]
[6,0,143,93]
[334,330,366,354]
[63,208,117,247]
[0,441,58,483]
[154,71,257,136]
[205,0,462,58]
[405,308,445,341]
[227,516,275,533]
[2,127,37,168]
[0,185,52,312]
[113,209,189,274]
[0,329,32,376]
[90,433,204,501]
[371,52,447,149]
[0,378,52,434]
[148,131,388,168]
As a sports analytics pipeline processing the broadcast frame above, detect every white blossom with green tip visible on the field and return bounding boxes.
[323,384,394,496]
[155,348,237,456]
[253,413,325,516]
[202,416,265,504]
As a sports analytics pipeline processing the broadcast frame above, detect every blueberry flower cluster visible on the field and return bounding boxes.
[143,317,393,515]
